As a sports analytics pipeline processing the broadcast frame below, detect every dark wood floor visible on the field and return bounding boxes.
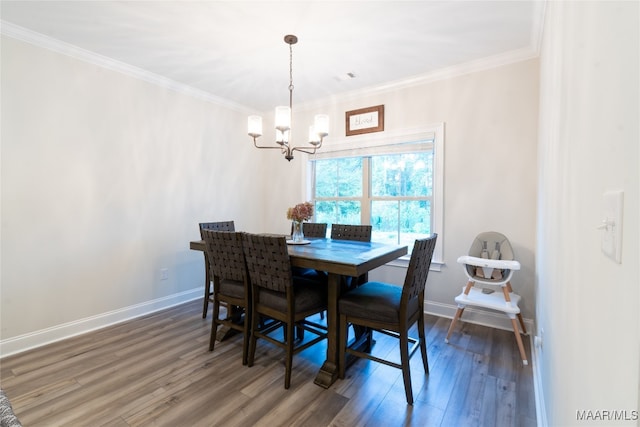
[0,299,536,426]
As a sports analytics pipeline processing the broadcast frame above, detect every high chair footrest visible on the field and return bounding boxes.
[454,286,521,315]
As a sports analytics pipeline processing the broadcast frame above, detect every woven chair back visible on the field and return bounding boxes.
[201,230,246,283]
[199,221,235,239]
[330,224,372,242]
[403,234,438,301]
[242,233,292,293]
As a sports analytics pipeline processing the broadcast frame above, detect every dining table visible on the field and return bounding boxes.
[189,236,407,388]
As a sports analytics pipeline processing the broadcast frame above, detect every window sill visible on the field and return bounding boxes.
[387,257,444,272]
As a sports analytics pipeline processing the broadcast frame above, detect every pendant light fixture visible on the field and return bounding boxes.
[247,35,329,161]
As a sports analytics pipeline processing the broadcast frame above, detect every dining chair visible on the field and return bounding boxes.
[199,221,235,318]
[338,234,437,405]
[330,223,373,287]
[201,229,251,365]
[242,233,328,389]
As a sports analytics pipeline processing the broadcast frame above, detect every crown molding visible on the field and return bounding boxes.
[3,15,543,115]
[1,20,254,114]
[298,45,539,112]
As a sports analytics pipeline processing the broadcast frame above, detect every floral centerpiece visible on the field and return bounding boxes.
[286,201,314,222]
[287,202,313,242]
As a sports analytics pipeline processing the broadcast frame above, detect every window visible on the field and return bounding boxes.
[307,124,444,266]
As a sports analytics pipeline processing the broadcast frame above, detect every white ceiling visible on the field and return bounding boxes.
[0,1,545,112]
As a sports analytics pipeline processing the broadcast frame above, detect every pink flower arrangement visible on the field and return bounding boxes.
[286,202,314,222]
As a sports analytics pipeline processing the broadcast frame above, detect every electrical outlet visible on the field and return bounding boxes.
[535,327,544,350]
[160,268,169,280]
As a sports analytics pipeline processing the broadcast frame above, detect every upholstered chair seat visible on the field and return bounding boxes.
[338,282,420,324]
[258,279,327,313]
[218,279,245,299]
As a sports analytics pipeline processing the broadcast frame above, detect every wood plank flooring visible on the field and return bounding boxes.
[0,299,536,426]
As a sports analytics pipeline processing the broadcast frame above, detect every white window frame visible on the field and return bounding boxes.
[304,123,444,269]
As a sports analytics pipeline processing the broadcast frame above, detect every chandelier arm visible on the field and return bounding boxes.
[291,147,317,155]
[291,140,324,156]
[252,137,287,150]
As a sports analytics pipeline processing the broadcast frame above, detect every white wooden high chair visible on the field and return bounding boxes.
[445,231,528,365]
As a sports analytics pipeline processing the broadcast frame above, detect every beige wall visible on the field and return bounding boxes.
[0,36,271,352]
[537,1,639,425]
[1,35,539,354]
[288,59,540,324]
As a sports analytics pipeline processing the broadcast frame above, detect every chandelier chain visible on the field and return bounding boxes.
[289,43,294,109]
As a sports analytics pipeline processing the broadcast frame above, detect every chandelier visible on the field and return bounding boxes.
[247,35,329,162]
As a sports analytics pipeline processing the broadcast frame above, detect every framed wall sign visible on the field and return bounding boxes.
[345,105,385,136]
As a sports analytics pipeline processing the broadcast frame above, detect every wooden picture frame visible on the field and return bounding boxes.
[345,105,385,136]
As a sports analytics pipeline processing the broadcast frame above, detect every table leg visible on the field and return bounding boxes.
[314,272,340,388]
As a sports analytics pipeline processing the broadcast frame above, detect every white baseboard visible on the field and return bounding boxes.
[0,288,202,358]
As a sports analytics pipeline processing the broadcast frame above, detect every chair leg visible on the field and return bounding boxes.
[241,307,250,366]
[296,325,305,341]
[417,313,429,374]
[209,300,220,351]
[202,255,211,318]
[203,282,210,318]
[284,320,295,389]
[446,281,473,343]
[247,306,259,367]
[445,306,465,343]
[365,327,373,353]
[517,313,527,335]
[510,317,529,366]
[399,328,414,405]
[284,324,305,341]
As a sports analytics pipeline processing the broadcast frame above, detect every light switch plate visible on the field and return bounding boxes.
[601,190,624,263]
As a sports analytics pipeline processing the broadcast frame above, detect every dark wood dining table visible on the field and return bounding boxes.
[189,236,407,388]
